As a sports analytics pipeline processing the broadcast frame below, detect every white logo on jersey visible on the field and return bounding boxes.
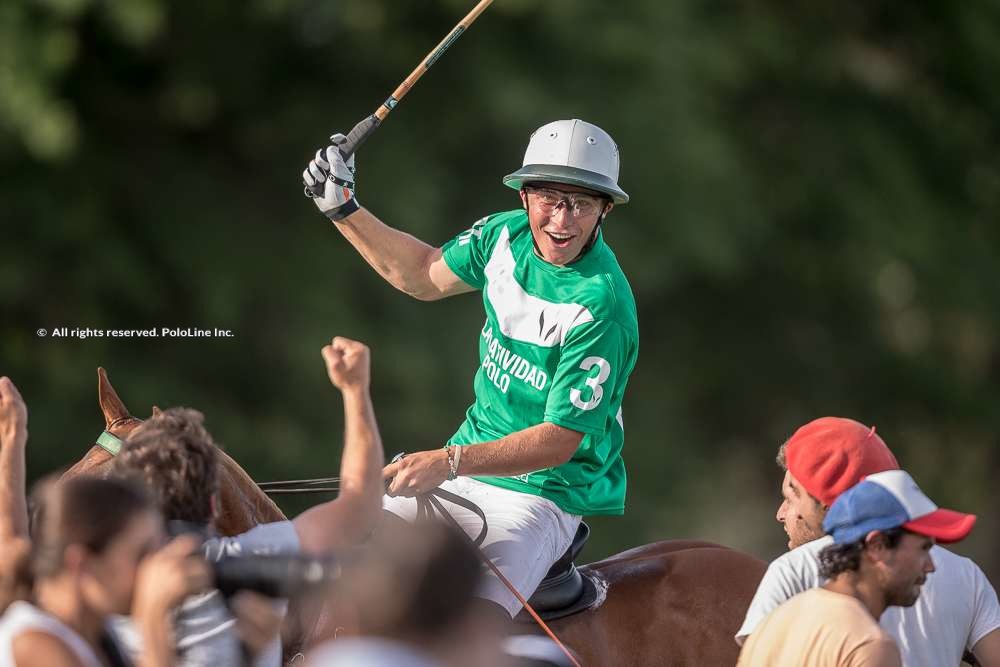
[483,226,594,347]
[457,217,487,246]
[480,325,548,394]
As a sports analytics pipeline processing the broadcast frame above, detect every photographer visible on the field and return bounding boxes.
[110,337,386,667]
[4,377,213,667]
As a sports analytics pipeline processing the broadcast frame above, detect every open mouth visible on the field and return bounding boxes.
[546,231,575,248]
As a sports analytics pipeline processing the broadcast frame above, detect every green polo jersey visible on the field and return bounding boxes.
[441,209,638,515]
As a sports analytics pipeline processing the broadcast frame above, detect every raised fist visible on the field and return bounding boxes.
[321,337,370,391]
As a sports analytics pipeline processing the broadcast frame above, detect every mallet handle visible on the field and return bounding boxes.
[372,0,493,124]
[307,0,493,198]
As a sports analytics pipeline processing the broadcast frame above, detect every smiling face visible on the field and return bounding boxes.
[776,471,827,549]
[520,182,612,266]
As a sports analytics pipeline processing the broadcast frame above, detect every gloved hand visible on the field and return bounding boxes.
[303,133,360,221]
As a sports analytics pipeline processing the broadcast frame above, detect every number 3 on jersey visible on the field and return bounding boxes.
[570,356,612,411]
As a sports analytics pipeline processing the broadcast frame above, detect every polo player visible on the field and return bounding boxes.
[304,119,638,619]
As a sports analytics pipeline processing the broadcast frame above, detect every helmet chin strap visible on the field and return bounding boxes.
[575,212,606,260]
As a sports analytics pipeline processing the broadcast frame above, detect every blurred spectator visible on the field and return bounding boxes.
[308,522,500,667]
[2,376,210,666]
[0,475,211,667]
[109,336,385,667]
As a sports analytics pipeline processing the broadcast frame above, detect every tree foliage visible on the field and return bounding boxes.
[2,0,998,578]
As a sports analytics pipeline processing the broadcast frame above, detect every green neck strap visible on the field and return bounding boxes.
[96,430,123,456]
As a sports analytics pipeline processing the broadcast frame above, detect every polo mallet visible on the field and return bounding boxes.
[305,0,493,197]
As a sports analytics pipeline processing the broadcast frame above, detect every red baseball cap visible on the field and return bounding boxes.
[785,417,900,506]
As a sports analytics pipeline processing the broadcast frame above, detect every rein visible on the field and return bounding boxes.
[95,430,343,495]
[414,486,488,547]
[257,478,341,495]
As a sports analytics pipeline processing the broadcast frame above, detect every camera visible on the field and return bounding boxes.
[167,521,341,598]
[211,553,341,598]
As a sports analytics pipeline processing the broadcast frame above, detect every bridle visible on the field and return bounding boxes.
[95,428,342,495]
[94,416,140,456]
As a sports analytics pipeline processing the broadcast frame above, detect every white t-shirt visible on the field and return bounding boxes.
[0,601,104,667]
[736,536,1000,667]
[113,520,300,667]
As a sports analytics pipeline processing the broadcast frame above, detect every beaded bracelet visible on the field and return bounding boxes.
[444,444,461,480]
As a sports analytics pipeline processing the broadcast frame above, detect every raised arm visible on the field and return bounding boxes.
[0,377,28,543]
[333,207,473,301]
[292,337,386,554]
[303,139,474,301]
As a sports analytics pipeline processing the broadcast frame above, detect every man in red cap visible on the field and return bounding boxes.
[735,417,1000,667]
[738,470,975,667]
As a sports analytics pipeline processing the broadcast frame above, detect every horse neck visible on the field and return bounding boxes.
[214,449,286,536]
[60,447,114,481]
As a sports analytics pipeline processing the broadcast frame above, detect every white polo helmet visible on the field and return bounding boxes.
[503,119,629,204]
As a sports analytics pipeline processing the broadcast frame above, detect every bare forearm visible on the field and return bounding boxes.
[0,431,27,541]
[292,385,385,553]
[334,208,439,299]
[457,423,582,477]
[338,387,385,506]
[384,423,583,498]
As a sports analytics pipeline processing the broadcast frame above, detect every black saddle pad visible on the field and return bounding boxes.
[514,569,603,623]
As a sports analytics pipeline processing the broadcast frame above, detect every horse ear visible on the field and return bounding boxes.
[151,405,163,418]
[98,367,134,429]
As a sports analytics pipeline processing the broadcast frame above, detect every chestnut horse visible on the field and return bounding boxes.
[66,369,767,666]
[61,368,286,536]
[545,540,766,665]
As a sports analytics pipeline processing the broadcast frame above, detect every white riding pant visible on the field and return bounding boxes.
[382,477,581,618]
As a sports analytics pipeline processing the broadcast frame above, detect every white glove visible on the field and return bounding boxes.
[303,133,359,221]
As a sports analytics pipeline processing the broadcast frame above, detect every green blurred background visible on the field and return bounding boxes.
[2,0,997,583]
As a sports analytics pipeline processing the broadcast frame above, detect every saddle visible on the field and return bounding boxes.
[516,521,601,622]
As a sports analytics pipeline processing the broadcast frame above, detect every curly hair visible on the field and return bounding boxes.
[112,407,219,524]
[776,441,789,471]
[818,527,905,578]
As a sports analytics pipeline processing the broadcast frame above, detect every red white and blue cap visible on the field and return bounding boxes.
[823,470,976,545]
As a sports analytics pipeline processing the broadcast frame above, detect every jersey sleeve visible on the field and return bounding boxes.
[543,319,633,435]
[968,561,1000,650]
[441,214,494,290]
[735,552,816,645]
